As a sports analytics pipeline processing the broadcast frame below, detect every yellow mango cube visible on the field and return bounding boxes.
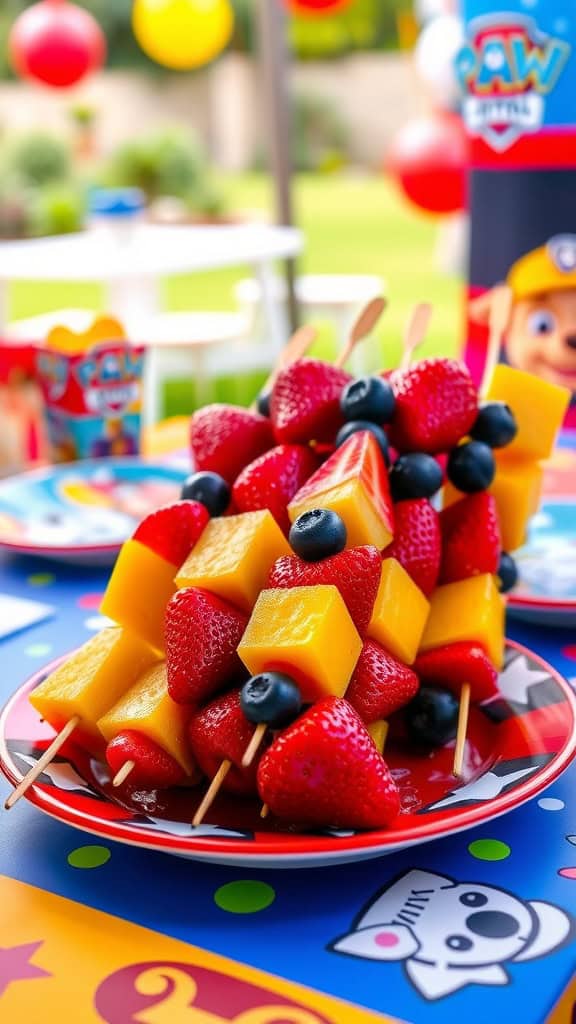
[485,364,570,461]
[368,720,389,754]
[98,662,193,773]
[238,586,362,702]
[420,574,505,669]
[491,456,544,552]
[288,432,394,550]
[368,558,430,665]
[101,540,177,653]
[29,628,160,749]
[176,510,290,614]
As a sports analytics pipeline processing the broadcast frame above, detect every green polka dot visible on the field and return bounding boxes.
[468,839,511,862]
[27,573,55,587]
[214,880,276,914]
[25,643,52,658]
[67,845,111,869]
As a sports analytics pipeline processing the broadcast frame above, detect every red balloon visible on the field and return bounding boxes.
[286,0,352,15]
[387,112,468,215]
[9,0,106,89]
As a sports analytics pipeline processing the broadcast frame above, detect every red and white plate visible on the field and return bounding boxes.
[1,640,575,868]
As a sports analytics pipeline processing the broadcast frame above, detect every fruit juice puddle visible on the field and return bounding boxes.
[75,705,497,833]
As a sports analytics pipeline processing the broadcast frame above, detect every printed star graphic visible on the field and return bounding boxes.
[15,753,96,797]
[427,765,539,811]
[125,816,250,839]
[0,942,51,997]
[495,656,551,706]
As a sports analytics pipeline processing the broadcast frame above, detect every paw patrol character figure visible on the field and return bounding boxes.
[471,236,576,395]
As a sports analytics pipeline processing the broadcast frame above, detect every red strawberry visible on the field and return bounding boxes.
[105,730,193,789]
[415,641,499,703]
[390,358,478,454]
[257,697,399,830]
[268,546,381,635]
[190,404,274,484]
[440,493,501,584]
[166,588,248,705]
[346,640,419,723]
[189,690,263,795]
[271,358,352,444]
[133,500,209,567]
[232,445,318,533]
[383,499,440,597]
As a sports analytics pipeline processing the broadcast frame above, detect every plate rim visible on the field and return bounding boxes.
[2,639,576,865]
[0,457,187,557]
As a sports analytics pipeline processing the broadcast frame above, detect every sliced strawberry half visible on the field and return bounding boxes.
[270,358,352,444]
[133,500,209,567]
[383,498,440,597]
[440,492,501,584]
[346,640,419,722]
[257,697,400,830]
[414,641,499,703]
[268,545,381,636]
[232,444,318,533]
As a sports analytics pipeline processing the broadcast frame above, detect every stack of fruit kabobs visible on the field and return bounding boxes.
[5,297,570,831]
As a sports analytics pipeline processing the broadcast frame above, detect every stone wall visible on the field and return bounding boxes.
[0,53,422,171]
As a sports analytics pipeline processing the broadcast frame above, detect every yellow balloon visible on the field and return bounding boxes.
[132,0,234,70]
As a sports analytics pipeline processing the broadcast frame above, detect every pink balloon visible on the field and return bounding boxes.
[10,0,106,89]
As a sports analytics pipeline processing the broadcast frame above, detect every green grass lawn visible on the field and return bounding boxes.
[9,173,463,413]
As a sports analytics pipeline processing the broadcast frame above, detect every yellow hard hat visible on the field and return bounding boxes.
[507,235,576,300]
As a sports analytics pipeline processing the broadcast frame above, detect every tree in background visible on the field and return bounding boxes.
[0,0,408,78]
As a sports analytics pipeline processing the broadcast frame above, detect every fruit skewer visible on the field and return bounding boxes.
[400,302,433,371]
[5,628,161,810]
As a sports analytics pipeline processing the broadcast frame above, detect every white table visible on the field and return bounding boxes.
[0,222,303,351]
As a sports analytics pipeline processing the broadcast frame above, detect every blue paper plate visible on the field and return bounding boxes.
[510,498,576,626]
[0,458,188,565]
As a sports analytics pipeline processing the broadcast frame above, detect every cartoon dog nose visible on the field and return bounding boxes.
[566,336,576,350]
[466,911,519,938]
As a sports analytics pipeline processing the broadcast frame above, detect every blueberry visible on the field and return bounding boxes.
[241,672,302,727]
[340,376,395,425]
[447,441,495,493]
[256,391,271,418]
[336,421,390,466]
[470,402,518,448]
[289,508,347,562]
[497,552,519,594]
[180,471,230,517]
[390,453,443,501]
[405,687,459,747]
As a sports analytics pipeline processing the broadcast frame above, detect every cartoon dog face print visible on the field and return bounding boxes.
[330,870,572,1001]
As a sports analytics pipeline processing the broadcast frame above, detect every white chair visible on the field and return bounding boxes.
[140,310,258,425]
[235,273,386,373]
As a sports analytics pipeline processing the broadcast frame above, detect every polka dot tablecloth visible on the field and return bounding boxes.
[3,556,576,1023]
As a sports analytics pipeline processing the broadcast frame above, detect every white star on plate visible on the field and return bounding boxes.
[494,656,551,706]
[15,753,97,797]
[125,816,249,839]
[427,765,539,811]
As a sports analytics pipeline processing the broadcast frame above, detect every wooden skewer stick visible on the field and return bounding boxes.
[481,285,513,395]
[335,296,387,370]
[241,723,268,768]
[192,759,231,827]
[453,683,471,780]
[112,760,135,788]
[4,716,80,810]
[252,324,318,409]
[400,302,433,371]
[260,804,270,820]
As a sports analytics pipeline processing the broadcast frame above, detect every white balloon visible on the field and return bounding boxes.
[414,14,465,107]
[414,0,456,24]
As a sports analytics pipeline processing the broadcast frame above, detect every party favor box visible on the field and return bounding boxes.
[35,318,145,463]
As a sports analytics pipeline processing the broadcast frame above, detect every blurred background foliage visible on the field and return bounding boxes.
[0,0,410,78]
